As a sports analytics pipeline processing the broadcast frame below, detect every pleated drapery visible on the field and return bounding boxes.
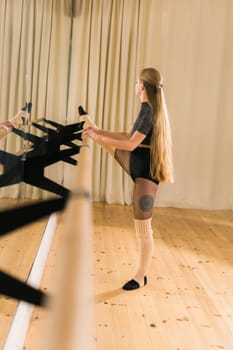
[1,0,233,209]
[0,0,71,198]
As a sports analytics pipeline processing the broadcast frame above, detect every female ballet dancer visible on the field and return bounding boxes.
[83,67,174,290]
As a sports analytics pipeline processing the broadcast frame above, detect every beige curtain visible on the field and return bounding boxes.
[1,0,233,209]
[0,0,71,199]
[67,0,140,204]
[67,0,233,209]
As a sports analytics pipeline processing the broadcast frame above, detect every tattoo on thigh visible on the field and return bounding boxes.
[139,195,154,212]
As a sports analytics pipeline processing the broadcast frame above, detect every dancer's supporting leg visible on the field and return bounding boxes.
[123,177,158,290]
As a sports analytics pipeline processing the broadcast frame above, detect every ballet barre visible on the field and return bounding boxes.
[45,135,95,350]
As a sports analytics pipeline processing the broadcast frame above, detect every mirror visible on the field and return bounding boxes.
[0,198,48,348]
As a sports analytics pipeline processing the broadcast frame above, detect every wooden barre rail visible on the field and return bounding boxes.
[45,138,95,350]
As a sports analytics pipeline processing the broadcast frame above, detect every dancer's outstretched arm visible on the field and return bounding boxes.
[83,126,145,152]
[80,114,118,156]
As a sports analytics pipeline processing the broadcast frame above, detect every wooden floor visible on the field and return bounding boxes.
[0,199,48,350]
[1,203,233,349]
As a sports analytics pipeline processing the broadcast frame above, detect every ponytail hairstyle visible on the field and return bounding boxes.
[139,68,174,183]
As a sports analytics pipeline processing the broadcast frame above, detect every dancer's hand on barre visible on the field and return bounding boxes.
[80,109,116,156]
[8,110,26,127]
[0,110,25,139]
[82,126,101,142]
[80,114,99,130]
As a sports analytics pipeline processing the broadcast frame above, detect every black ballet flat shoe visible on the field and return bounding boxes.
[122,276,147,291]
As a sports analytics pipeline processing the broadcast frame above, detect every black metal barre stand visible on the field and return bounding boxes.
[0,196,68,306]
[0,105,88,306]
[0,270,48,307]
[0,107,86,197]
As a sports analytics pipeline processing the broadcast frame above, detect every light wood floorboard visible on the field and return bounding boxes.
[13,203,233,349]
[0,199,47,349]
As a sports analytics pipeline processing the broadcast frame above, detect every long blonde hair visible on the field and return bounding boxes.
[140,68,174,183]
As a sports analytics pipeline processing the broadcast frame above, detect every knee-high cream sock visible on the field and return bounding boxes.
[134,218,154,286]
[80,115,115,156]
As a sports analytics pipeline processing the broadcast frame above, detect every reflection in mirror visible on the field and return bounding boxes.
[0,198,48,349]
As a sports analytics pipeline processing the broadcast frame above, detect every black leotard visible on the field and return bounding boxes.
[131,102,153,145]
[114,102,159,185]
[130,102,159,185]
